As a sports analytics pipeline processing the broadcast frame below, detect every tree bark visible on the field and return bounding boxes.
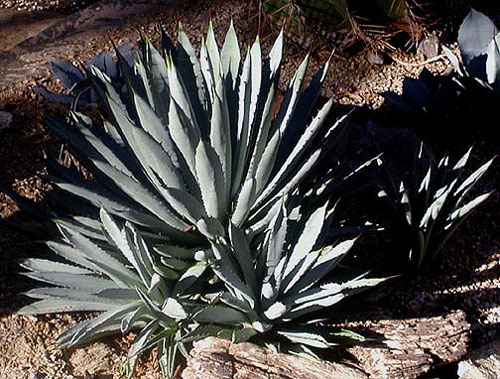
[347,309,470,378]
[182,337,367,379]
[182,310,469,379]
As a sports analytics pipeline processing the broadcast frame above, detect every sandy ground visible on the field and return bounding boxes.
[0,0,498,377]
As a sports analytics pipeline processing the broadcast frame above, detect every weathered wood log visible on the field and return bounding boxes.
[348,309,470,378]
[181,310,469,379]
[181,337,367,379]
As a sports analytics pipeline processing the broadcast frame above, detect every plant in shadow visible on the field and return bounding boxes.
[34,42,135,109]
[377,143,494,269]
[443,8,500,93]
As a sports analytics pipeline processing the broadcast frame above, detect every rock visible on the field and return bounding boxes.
[0,111,14,131]
[417,34,440,59]
[66,341,116,376]
[367,50,385,65]
[458,339,500,379]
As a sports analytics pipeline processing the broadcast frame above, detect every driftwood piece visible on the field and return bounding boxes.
[348,309,470,378]
[182,310,469,379]
[181,337,367,379]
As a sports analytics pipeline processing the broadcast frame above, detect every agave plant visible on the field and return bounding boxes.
[184,199,385,356]
[46,21,348,248]
[34,42,135,108]
[377,144,494,269]
[6,21,381,378]
[382,68,460,117]
[18,208,208,377]
[443,8,500,92]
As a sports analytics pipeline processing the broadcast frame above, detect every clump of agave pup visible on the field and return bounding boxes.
[15,21,386,377]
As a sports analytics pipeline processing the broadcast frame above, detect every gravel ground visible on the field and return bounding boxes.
[0,0,96,12]
[0,0,498,377]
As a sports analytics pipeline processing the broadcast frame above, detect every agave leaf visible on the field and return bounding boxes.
[232,38,262,196]
[159,186,206,226]
[282,202,328,280]
[221,20,241,88]
[228,223,257,288]
[154,244,204,260]
[181,324,232,343]
[176,23,209,119]
[162,297,187,319]
[20,258,93,275]
[23,287,134,306]
[59,112,133,176]
[231,177,257,227]
[220,292,257,316]
[454,157,495,199]
[289,240,356,294]
[160,256,189,271]
[277,328,332,348]
[277,58,331,162]
[263,200,288,282]
[211,259,256,309]
[100,208,145,277]
[18,299,115,315]
[282,249,321,295]
[172,262,207,296]
[458,8,498,64]
[210,92,232,202]
[125,223,158,287]
[448,192,492,223]
[263,301,289,321]
[167,98,201,182]
[254,100,333,208]
[126,320,159,375]
[50,60,85,89]
[452,146,473,171]
[195,140,226,219]
[55,215,105,242]
[259,148,322,211]
[193,305,248,325]
[273,55,309,138]
[140,38,170,123]
[60,225,143,288]
[329,328,365,344]
[253,128,281,196]
[22,270,118,292]
[285,277,386,319]
[167,56,202,138]
[93,159,189,231]
[284,343,321,360]
[131,91,176,162]
[69,302,143,347]
[136,288,175,326]
[247,198,282,237]
[61,192,164,235]
[202,21,222,99]
[134,54,155,109]
[244,82,276,182]
[130,326,177,363]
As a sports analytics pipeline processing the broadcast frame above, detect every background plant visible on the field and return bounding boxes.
[377,143,494,269]
[443,8,500,93]
[34,42,135,109]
